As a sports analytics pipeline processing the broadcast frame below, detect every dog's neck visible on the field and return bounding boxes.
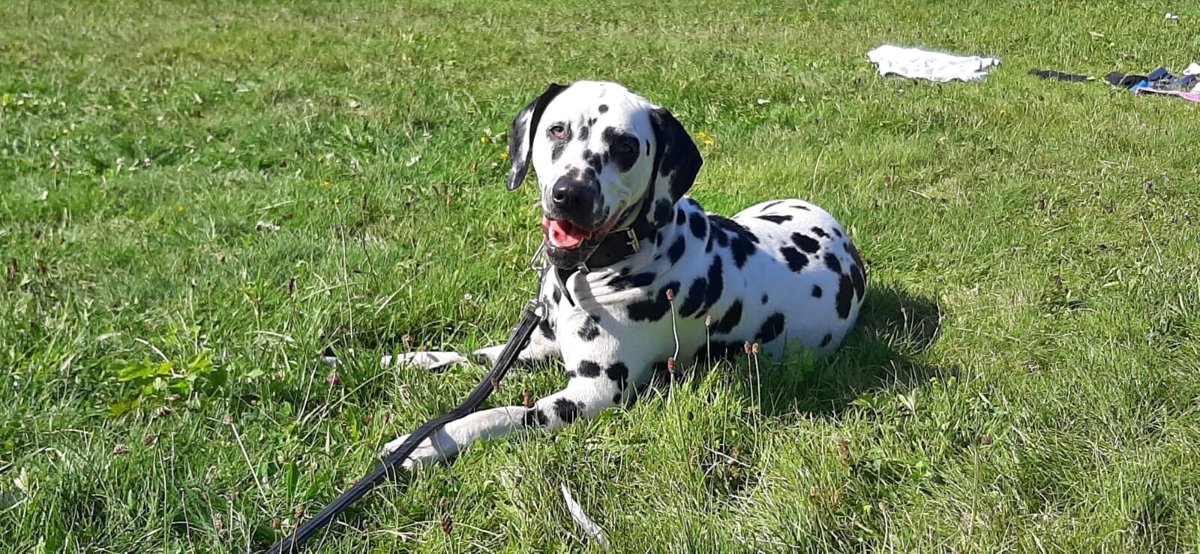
[553,197,695,307]
[577,216,657,270]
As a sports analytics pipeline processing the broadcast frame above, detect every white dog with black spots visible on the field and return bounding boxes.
[381,81,867,467]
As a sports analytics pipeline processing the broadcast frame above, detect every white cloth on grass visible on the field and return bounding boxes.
[867,44,1001,82]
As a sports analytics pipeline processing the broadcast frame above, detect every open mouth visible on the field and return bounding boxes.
[543,213,620,250]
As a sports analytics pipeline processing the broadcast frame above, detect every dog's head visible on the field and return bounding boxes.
[506,81,702,269]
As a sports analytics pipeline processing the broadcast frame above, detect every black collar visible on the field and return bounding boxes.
[552,216,657,284]
[579,216,657,270]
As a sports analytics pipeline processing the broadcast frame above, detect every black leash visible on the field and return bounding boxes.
[267,296,545,554]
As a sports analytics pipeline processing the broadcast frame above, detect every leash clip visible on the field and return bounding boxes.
[529,241,548,274]
[625,228,640,253]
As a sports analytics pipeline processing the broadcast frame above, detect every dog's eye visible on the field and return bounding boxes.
[549,125,567,140]
[611,141,635,156]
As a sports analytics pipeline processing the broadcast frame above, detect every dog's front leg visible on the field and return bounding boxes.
[379,280,564,371]
[381,371,630,468]
[378,323,560,372]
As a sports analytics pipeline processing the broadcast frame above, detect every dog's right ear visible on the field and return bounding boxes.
[506,83,567,190]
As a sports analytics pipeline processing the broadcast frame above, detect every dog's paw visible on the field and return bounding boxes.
[471,345,506,367]
[379,433,448,469]
[380,352,467,372]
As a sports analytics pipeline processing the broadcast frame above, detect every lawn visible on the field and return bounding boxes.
[2,0,1199,552]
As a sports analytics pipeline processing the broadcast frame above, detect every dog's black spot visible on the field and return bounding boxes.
[761,293,769,304]
[538,318,556,341]
[605,362,629,390]
[598,104,609,113]
[689,212,707,239]
[820,333,832,347]
[553,398,582,424]
[575,166,598,182]
[757,313,786,343]
[667,235,686,264]
[791,203,811,211]
[588,117,597,126]
[551,140,566,162]
[833,227,843,238]
[812,285,822,298]
[612,392,623,404]
[627,281,680,322]
[811,226,829,238]
[705,215,734,236]
[710,228,729,249]
[578,314,601,341]
[654,230,664,246]
[781,247,808,273]
[729,233,755,268]
[676,208,687,225]
[824,252,843,274]
[712,299,743,334]
[577,360,603,378]
[762,200,785,210]
[845,242,866,299]
[710,215,759,243]
[565,370,577,378]
[609,271,656,291]
[603,127,640,172]
[845,241,864,267]
[679,277,707,318]
[849,263,865,300]
[578,126,590,142]
[644,139,651,156]
[582,149,602,174]
[793,233,820,254]
[552,286,562,304]
[759,214,792,224]
[653,198,673,226]
[523,408,548,428]
[703,257,723,310]
[710,215,758,267]
[836,274,854,319]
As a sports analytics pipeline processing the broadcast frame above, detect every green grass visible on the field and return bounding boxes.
[3,0,1200,551]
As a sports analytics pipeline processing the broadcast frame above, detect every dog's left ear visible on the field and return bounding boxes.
[506,83,568,191]
[649,107,703,202]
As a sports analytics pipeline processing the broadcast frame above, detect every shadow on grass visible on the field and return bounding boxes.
[753,280,950,417]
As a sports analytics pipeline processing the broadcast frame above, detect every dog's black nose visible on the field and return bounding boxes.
[551,183,569,204]
[550,176,597,223]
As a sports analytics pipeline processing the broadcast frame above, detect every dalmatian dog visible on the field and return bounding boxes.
[381,80,866,467]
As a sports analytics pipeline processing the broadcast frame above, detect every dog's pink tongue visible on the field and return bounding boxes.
[545,219,586,249]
